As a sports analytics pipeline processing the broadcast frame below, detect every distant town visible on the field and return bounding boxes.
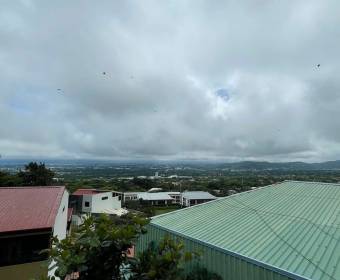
[2,160,340,280]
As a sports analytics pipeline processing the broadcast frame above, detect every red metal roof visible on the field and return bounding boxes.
[0,186,65,234]
[72,189,100,195]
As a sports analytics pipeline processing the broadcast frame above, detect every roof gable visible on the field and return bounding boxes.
[0,186,65,234]
[151,181,340,280]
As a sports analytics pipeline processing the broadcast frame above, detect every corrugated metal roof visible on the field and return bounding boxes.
[138,192,174,201]
[0,186,65,233]
[151,181,340,280]
[181,191,216,200]
[73,189,100,195]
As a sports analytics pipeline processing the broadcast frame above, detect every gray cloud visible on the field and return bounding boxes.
[1,0,340,161]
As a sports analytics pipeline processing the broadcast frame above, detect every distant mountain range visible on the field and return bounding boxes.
[218,160,340,171]
[1,158,340,171]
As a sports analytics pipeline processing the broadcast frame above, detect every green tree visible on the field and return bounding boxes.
[0,170,23,187]
[185,265,222,280]
[18,162,55,186]
[130,237,222,280]
[130,237,195,280]
[40,214,221,280]
[48,214,149,280]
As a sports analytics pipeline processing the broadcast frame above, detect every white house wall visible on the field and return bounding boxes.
[91,192,121,213]
[52,189,69,240]
[49,189,69,279]
[82,195,93,213]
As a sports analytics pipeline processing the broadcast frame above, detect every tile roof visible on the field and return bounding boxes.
[151,181,340,280]
[0,186,65,234]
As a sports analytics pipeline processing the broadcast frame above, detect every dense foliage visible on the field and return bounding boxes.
[44,214,221,280]
[0,162,55,186]
[18,162,55,186]
[130,237,222,280]
[130,237,195,280]
[48,214,149,280]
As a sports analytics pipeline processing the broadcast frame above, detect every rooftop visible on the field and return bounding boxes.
[72,188,113,196]
[0,186,65,234]
[181,191,216,200]
[138,192,174,201]
[72,188,101,195]
[151,181,340,280]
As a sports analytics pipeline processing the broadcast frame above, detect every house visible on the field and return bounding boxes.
[137,181,340,280]
[0,186,69,280]
[123,192,144,202]
[69,189,126,225]
[181,191,216,207]
[123,191,181,206]
[123,191,212,206]
[167,192,181,204]
[137,192,174,206]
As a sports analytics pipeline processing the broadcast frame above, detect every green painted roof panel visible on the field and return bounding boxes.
[151,181,340,280]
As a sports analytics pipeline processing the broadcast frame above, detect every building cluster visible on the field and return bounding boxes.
[0,186,126,279]
[4,181,338,280]
[0,185,215,279]
[122,190,216,207]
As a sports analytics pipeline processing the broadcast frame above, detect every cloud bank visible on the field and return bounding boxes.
[1,0,340,161]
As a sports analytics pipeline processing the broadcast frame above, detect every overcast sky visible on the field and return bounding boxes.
[1,0,340,162]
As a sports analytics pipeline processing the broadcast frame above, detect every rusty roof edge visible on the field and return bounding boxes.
[0,186,66,189]
[150,223,310,280]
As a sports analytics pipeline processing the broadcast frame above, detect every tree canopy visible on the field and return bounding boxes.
[0,162,55,187]
[48,214,149,280]
[44,214,222,280]
[18,162,55,186]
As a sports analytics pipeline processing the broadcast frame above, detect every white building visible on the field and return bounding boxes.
[167,192,181,204]
[69,189,126,225]
[123,192,144,202]
[137,192,175,206]
[181,191,216,207]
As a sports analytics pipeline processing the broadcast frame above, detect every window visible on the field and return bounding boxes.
[85,201,90,207]
[102,196,108,200]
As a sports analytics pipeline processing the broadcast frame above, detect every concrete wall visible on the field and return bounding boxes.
[49,189,69,279]
[91,192,121,213]
[53,189,69,240]
[82,194,93,213]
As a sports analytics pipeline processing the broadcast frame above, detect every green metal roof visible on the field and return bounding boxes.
[151,181,340,280]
